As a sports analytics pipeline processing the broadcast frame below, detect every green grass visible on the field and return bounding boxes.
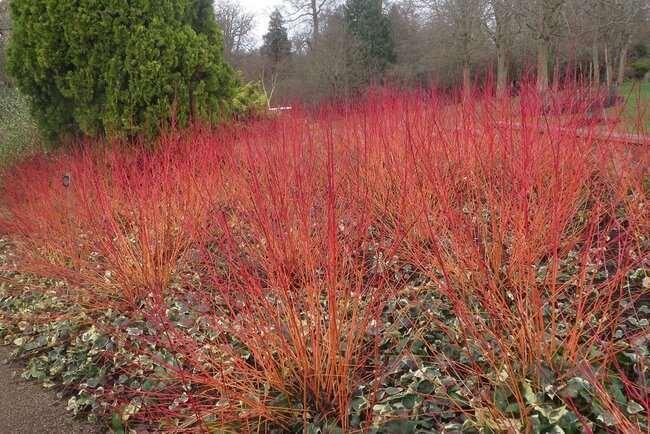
[619,80,650,133]
[0,86,42,166]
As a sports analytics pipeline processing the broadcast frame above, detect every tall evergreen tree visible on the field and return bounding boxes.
[344,0,395,78]
[261,9,292,66]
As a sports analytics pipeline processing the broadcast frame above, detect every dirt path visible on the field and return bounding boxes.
[0,345,99,434]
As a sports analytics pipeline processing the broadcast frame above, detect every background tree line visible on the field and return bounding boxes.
[1,0,649,106]
[217,0,650,105]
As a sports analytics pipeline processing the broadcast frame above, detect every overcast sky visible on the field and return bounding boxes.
[240,0,286,44]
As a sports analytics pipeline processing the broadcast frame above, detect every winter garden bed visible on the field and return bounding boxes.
[0,88,648,433]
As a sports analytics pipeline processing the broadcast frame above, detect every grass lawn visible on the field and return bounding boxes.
[619,80,650,132]
[0,87,41,166]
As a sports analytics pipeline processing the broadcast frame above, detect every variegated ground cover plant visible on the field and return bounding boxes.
[0,87,648,433]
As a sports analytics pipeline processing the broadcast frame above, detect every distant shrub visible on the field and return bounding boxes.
[630,57,650,80]
[7,0,260,142]
[232,81,268,114]
[630,42,648,60]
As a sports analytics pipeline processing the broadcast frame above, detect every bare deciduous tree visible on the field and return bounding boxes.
[388,1,434,86]
[284,0,337,47]
[514,0,566,91]
[563,0,649,88]
[485,0,519,95]
[214,0,255,61]
[604,0,648,86]
[418,0,489,97]
[305,10,366,97]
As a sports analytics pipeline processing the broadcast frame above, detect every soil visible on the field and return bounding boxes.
[0,345,100,434]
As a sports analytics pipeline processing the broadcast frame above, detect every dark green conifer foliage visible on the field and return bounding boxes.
[345,0,395,78]
[7,0,244,141]
[261,9,291,66]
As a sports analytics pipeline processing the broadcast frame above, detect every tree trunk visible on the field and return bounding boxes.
[491,1,511,97]
[462,62,471,101]
[311,0,319,46]
[552,61,560,91]
[536,39,549,92]
[604,45,612,87]
[591,43,600,85]
[496,43,508,97]
[617,38,629,86]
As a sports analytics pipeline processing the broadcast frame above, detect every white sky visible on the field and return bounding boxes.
[239,0,286,44]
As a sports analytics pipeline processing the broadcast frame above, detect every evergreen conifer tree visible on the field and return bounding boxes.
[344,0,395,78]
[7,0,252,141]
[261,9,292,66]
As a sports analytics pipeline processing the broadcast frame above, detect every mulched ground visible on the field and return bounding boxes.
[0,345,99,434]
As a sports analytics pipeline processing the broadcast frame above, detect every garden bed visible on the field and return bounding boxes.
[0,89,648,433]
